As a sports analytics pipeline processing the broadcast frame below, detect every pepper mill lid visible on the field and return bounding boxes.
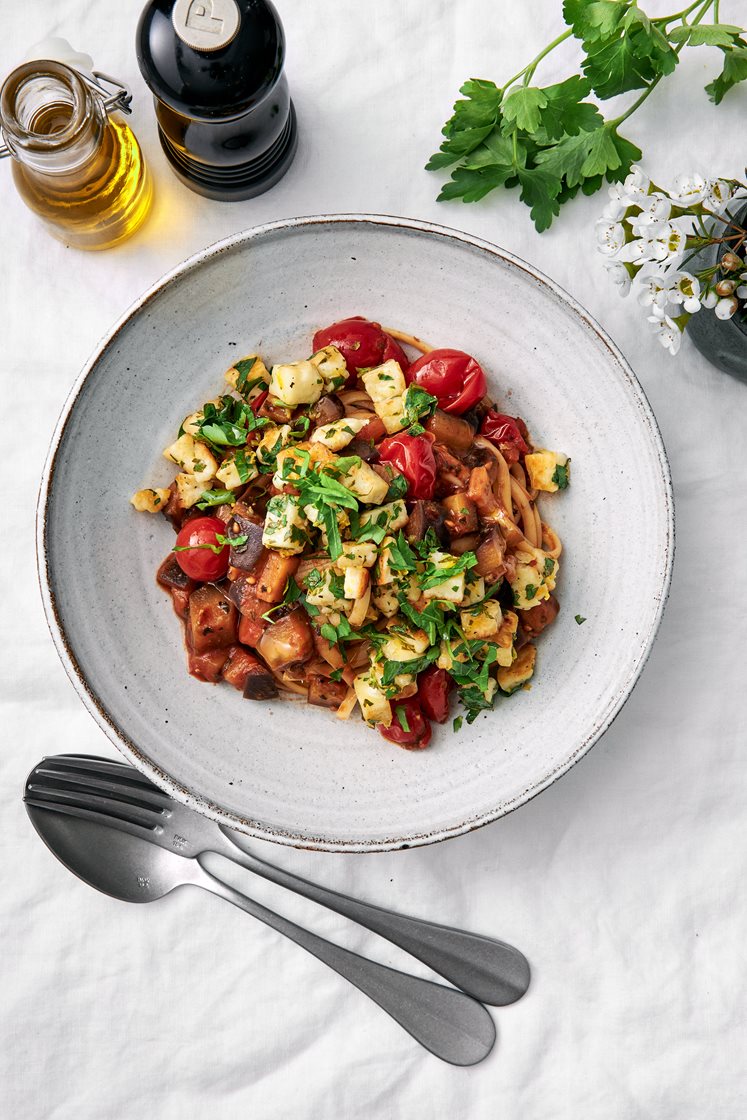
[136,0,286,119]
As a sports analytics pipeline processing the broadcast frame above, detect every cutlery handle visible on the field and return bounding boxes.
[215,831,530,1006]
[196,862,495,1066]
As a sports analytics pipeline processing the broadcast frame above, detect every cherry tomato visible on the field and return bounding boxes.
[174,516,230,582]
[378,433,436,499]
[405,348,487,415]
[378,698,432,750]
[479,411,530,465]
[417,666,452,724]
[312,317,410,378]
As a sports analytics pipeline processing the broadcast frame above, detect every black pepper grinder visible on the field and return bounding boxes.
[136,0,297,200]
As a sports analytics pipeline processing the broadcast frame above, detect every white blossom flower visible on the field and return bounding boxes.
[701,288,719,309]
[648,315,683,355]
[668,172,708,206]
[595,220,626,257]
[638,269,671,315]
[603,182,630,221]
[736,284,747,300]
[623,165,650,204]
[667,271,702,314]
[627,192,672,233]
[702,179,736,213]
[642,221,687,263]
[715,296,739,320]
[604,260,632,295]
[617,237,653,264]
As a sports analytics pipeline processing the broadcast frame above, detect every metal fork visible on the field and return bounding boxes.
[25,754,530,1006]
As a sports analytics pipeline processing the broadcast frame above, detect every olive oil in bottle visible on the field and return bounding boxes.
[0,60,152,250]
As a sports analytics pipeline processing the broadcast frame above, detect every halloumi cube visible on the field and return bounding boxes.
[376,396,407,435]
[163,433,218,481]
[460,600,502,640]
[216,452,258,490]
[309,346,349,392]
[372,587,399,617]
[269,360,325,407]
[358,500,408,534]
[495,610,519,667]
[354,673,392,727]
[361,360,406,403]
[130,487,170,513]
[174,473,211,509]
[343,566,369,599]
[461,575,486,606]
[337,542,378,569]
[310,417,367,451]
[525,450,569,493]
[422,552,466,604]
[497,643,537,693]
[225,355,270,399]
[343,461,389,505]
[509,546,558,609]
[262,495,309,555]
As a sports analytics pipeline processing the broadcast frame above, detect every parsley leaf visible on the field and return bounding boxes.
[385,474,409,502]
[387,531,417,573]
[234,356,257,394]
[195,489,236,509]
[381,650,439,687]
[395,705,411,732]
[552,463,570,489]
[575,614,587,625]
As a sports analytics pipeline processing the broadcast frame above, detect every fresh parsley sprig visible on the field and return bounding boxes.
[428,1,746,230]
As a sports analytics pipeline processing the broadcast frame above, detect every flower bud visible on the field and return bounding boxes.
[715,278,737,297]
[715,296,739,320]
[720,251,743,273]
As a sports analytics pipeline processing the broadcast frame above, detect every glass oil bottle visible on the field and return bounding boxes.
[0,60,153,250]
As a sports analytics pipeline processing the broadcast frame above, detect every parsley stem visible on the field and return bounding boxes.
[607,0,715,129]
[503,28,573,91]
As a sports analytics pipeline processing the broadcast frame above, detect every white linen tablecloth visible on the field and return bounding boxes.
[2,2,746,1116]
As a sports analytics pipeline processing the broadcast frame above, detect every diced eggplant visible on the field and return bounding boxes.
[188,584,237,654]
[258,397,293,424]
[308,393,344,427]
[222,645,268,692]
[357,416,386,443]
[238,612,267,648]
[425,410,473,453]
[257,607,314,671]
[346,437,378,462]
[157,553,192,590]
[442,493,478,538]
[307,673,349,709]
[255,551,301,603]
[227,572,266,618]
[432,443,471,493]
[242,658,279,700]
[227,512,265,571]
[475,528,507,583]
[170,586,191,619]
[519,594,559,638]
[297,555,333,588]
[188,647,229,683]
[405,500,447,545]
[450,533,480,556]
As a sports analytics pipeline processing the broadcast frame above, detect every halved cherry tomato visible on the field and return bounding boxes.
[417,666,452,724]
[405,348,487,415]
[378,433,436,499]
[174,516,230,582]
[479,411,530,465]
[312,317,410,378]
[378,698,432,750]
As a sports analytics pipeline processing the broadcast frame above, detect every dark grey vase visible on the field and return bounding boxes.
[686,201,747,381]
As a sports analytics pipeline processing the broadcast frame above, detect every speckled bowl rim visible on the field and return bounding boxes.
[36,213,675,853]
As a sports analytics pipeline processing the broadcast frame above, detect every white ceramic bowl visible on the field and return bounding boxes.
[38,215,674,852]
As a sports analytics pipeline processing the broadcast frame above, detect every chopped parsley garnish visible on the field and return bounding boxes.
[544,557,555,576]
[574,614,587,625]
[420,551,477,590]
[395,705,411,732]
[385,473,409,502]
[173,531,245,556]
[381,650,439,687]
[402,385,438,432]
[453,716,463,733]
[552,463,569,489]
[387,531,417,573]
[398,598,445,646]
[524,584,538,601]
[234,356,257,394]
[196,395,269,448]
[195,489,236,510]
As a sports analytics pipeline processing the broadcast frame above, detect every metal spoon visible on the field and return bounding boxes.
[26,801,496,1066]
[29,754,531,1007]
